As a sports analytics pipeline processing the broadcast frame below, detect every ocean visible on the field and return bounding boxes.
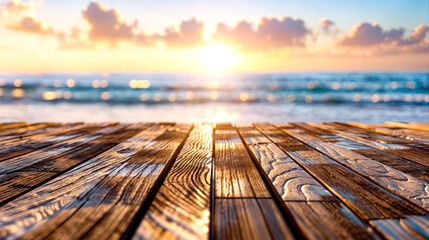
[0,72,428,123]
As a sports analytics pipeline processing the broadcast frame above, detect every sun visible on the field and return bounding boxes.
[202,44,237,71]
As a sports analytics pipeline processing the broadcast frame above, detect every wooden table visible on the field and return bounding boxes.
[0,122,428,239]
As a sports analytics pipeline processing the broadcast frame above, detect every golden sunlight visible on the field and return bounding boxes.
[202,44,237,71]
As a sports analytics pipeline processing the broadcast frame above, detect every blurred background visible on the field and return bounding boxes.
[0,73,428,122]
[0,1,428,123]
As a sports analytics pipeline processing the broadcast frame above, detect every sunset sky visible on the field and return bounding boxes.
[0,0,428,73]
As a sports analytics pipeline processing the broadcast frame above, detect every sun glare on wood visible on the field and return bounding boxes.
[202,44,237,71]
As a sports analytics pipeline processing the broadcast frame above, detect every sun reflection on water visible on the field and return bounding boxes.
[12,89,25,98]
[211,106,239,123]
[42,91,58,100]
[129,79,150,89]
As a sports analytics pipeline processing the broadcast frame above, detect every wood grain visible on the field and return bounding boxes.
[242,124,381,239]
[316,123,429,167]
[0,123,146,205]
[0,122,84,145]
[236,124,272,144]
[302,163,427,220]
[0,122,84,147]
[386,121,429,132]
[214,124,294,240]
[133,124,213,240]
[370,215,429,240]
[255,124,426,218]
[20,124,193,240]
[0,123,171,240]
[352,149,429,183]
[237,126,334,202]
[214,127,270,198]
[279,126,429,211]
[347,122,429,145]
[0,121,427,240]
[0,123,59,137]
[0,122,28,130]
[0,123,113,162]
[284,201,380,240]
[306,123,429,182]
[215,199,294,240]
[0,123,121,174]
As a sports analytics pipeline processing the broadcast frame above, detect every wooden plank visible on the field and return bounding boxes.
[0,123,148,205]
[237,125,334,201]
[0,122,32,133]
[213,125,294,240]
[0,122,84,143]
[0,123,59,136]
[215,199,294,240]
[240,125,381,239]
[248,143,335,201]
[307,123,429,182]
[386,121,429,132]
[0,123,111,157]
[301,163,427,220]
[0,122,28,130]
[0,123,172,239]
[317,123,429,167]
[370,215,429,240]
[214,127,270,198]
[238,124,272,144]
[409,122,429,126]
[0,123,113,162]
[16,123,192,240]
[254,124,426,219]
[0,123,125,175]
[347,122,429,145]
[344,122,429,146]
[0,123,84,151]
[324,123,428,150]
[284,201,380,240]
[278,125,429,211]
[133,124,213,240]
[352,148,429,183]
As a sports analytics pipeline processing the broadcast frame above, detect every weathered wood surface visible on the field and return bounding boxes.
[0,122,428,240]
[278,123,429,211]
[308,123,429,182]
[0,123,147,205]
[21,124,192,240]
[0,122,28,130]
[0,123,118,172]
[0,123,60,137]
[316,122,429,167]
[0,123,171,239]
[348,122,429,145]
[370,215,429,240]
[0,123,108,162]
[133,124,213,240]
[0,123,78,143]
[0,123,78,148]
[386,121,429,131]
[239,124,380,239]
[213,124,294,240]
[254,123,426,218]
